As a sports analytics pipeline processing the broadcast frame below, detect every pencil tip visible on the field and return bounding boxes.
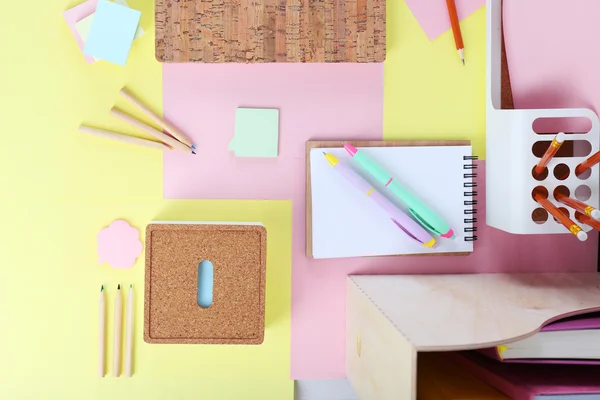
[101,285,104,292]
[462,59,465,66]
[118,284,121,290]
[130,284,132,288]
[192,151,197,155]
[322,152,326,155]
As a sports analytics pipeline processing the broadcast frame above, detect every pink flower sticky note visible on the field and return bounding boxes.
[97,220,142,269]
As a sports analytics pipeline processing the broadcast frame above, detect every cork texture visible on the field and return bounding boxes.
[155,0,386,63]
[501,19,514,110]
[144,223,267,344]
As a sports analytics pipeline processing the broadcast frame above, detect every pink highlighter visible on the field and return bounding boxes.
[324,152,436,248]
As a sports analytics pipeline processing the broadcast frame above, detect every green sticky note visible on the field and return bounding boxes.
[229,108,279,158]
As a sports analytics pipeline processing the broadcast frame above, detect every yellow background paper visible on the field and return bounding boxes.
[384,1,486,158]
[0,0,293,398]
[0,0,487,396]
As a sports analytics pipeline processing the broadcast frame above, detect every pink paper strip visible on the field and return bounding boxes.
[162,64,598,379]
[504,0,600,117]
[63,0,98,64]
[405,0,485,40]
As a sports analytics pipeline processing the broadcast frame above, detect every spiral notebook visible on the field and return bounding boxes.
[306,141,477,259]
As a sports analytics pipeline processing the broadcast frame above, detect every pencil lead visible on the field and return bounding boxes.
[322,152,326,155]
[462,58,465,66]
[118,284,121,290]
[192,151,197,155]
[101,285,104,292]
[130,284,132,289]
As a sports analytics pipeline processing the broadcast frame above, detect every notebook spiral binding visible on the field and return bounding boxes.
[463,155,479,242]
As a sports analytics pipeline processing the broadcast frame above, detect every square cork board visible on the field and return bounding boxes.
[144,222,267,344]
[155,0,386,63]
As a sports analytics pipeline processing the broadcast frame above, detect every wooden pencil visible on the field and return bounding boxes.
[113,284,123,377]
[110,108,195,155]
[446,0,465,65]
[534,193,587,241]
[575,150,600,176]
[120,88,194,149]
[556,193,600,221]
[79,126,171,152]
[576,212,600,231]
[534,132,566,177]
[98,285,106,378]
[125,284,134,377]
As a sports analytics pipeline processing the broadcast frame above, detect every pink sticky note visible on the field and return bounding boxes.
[161,63,598,380]
[404,0,485,40]
[63,0,99,64]
[97,220,142,269]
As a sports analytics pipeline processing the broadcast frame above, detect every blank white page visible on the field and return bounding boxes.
[310,146,474,259]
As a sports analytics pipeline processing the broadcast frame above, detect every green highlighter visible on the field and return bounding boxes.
[343,143,456,239]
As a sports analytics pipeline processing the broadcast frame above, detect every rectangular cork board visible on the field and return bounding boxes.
[305,140,472,258]
[155,0,386,63]
[144,222,267,344]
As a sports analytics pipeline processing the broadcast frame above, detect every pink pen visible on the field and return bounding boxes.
[324,152,436,248]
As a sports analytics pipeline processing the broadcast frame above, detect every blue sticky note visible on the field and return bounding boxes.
[83,0,141,66]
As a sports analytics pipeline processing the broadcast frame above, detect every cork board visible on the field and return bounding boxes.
[155,0,386,63]
[144,223,267,344]
[305,140,472,258]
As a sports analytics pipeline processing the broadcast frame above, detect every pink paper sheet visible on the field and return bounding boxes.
[504,0,600,117]
[162,64,598,379]
[404,0,485,40]
[63,0,98,64]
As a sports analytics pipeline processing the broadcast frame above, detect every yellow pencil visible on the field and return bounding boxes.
[113,284,122,377]
[120,88,195,149]
[98,285,106,378]
[125,285,134,377]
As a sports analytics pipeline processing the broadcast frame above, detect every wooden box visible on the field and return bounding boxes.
[346,273,600,399]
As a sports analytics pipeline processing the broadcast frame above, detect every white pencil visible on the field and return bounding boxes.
[78,126,172,152]
[120,88,195,148]
[125,284,134,377]
[98,285,106,378]
[113,284,123,377]
[110,108,195,155]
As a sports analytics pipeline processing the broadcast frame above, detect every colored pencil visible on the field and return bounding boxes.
[125,285,134,377]
[534,193,587,241]
[119,88,195,149]
[79,126,171,152]
[556,193,600,221]
[576,212,600,231]
[98,285,106,378]
[113,284,122,377]
[575,150,600,177]
[534,132,565,176]
[110,108,196,155]
[446,0,465,65]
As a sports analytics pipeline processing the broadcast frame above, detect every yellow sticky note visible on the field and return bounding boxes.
[384,2,487,158]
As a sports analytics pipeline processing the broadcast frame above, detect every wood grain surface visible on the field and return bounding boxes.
[305,140,471,258]
[346,273,600,400]
[156,0,386,63]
